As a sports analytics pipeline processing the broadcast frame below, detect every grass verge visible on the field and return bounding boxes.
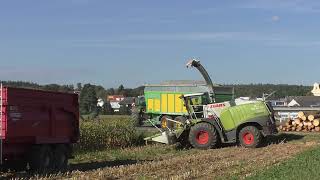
[247,145,320,180]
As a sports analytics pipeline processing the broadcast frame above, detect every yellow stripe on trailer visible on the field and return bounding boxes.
[147,99,154,112]
[168,94,175,113]
[161,94,168,113]
[175,94,182,113]
[154,99,161,112]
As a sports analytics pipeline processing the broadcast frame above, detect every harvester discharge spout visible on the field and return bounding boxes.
[186,59,215,101]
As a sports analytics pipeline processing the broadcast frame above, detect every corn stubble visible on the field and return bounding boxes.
[66,143,311,180]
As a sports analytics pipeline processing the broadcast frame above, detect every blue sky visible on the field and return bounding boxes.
[1,0,320,88]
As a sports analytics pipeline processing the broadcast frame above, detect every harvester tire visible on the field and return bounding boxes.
[189,123,218,150]
[239,126,262,148]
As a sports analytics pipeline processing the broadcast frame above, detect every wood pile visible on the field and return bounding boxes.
[279,111,320,132]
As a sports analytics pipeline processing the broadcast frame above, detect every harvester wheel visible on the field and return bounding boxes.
[239,126,262,148]
[189,123,218,150]
[29,145,54,173]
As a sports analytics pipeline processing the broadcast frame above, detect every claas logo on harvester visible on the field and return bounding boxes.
[208,103,226,108]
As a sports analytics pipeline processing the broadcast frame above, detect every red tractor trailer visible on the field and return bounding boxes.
[0,85,79,172]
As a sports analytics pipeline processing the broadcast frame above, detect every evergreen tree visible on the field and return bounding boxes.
[76,83,82,91]
[94,85,107,99]
[107,88,115,95]
[79,84,98,115]
[117,84,125,95]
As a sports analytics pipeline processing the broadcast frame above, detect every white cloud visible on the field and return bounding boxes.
[265,40,320,47]
[272,15,280,22]
[124,32,282,42]
[69,17,176,26]
[190,1,320,15]
[69,32,283,48]
[128,32,238,41]
[68,30,320,49]
[239,0,320,13]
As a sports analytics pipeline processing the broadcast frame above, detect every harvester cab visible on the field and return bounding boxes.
[181,92,211,119]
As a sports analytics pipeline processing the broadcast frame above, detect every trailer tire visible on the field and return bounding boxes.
[53,145,68,171]
[131,107,143,126]
[173,116,186,129]
[29,145,54,173]
[3,160,27,172]
[239,126,262,148]
[189,123,218,150]
[161,115,172,130]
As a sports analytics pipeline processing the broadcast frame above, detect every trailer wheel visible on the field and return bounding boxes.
[239,126,262,148]
[173,116,186,129]
[3,160,27,172]
[53,145,68,171]
[29,145,54,173]
[131,107,143,126]
[189,123,218,150]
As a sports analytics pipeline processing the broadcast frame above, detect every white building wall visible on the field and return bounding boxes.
[312,83,320,96]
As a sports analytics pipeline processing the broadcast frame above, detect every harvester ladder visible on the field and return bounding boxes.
[190,105,204,119]
[0,83,3,164]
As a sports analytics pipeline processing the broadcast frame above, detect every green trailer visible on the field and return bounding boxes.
[132,83,234,127]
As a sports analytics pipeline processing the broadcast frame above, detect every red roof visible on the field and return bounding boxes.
[107,95,125,102]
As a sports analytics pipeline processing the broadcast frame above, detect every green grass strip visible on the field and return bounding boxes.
[247,146,320,180]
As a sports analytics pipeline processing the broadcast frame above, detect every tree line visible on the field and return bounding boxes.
[0,81,313,115]
[232,84,312,99]
[0,81,144,115]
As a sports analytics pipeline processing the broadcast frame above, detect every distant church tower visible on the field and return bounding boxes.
[312,83,320,96]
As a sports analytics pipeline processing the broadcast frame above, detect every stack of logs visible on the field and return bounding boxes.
[279,111,320,132]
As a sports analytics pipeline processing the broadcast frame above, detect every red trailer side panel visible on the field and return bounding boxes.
[0,87,7,139]
[2,87,79,145]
